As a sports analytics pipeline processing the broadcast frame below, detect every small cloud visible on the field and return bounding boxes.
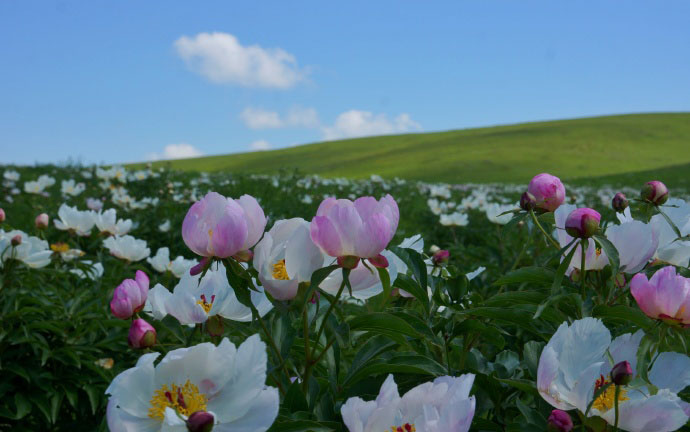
[174,32,306,89]
[249,140,272,151]
[240,106,319,130]
[147,143,204,161]
[321,110,421,140]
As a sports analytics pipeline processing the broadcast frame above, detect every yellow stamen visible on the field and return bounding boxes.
[148,380,207,420]
[196,294,214,314]
[272,259,290,280]
[389,423,416,432]
[595,247,602,258]
[50,243,70,253]
[592,375,629,412]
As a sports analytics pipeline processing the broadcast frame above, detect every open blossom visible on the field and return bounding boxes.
[105,335,279,431]
[537,318,690,432]
[86,197,104,211]
[440,211,469,227]
[182,192,266,259]
[53,204,97,236]
[24,175,55,194]
[310,195,399,260]
[96,209,133,236]
[253,218,325,300]
[0,229,52,269]
[61,179,86,196]
[110,271,149,319]
[650,198,690,267]
[631,266,690,326]
[147,247,196,278]
[145,262,272,324]
[341,374,475,432]
[527,173,565,212]
[104,235,150,262]
[485,203,515,225]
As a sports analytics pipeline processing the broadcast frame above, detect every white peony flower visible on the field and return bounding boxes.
[537,317,690,432]
[253,218,325,300]
[86,197,104,211]
[61,179,86,196]
[96,208,132,236]
[24,175,56,194]
[105,335,279,431]
[651,198,690,267]
[0,229,52,269]
[485,203,515,225]
[3,170,20,181]
[145,262,272,324]
[440,212,468,227]
[342,373,476,432]
[103,235,150,262]
[158,220,171,232]
[147,247,195,278]
[53,204,97,236]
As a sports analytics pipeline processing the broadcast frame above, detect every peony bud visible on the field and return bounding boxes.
[128,319,156,349]
[110,271,149,319]
[520,191,537,211]
[0,208,5,223]
[35,213,49,229]
[432,249,450,266]
[206,315,224,337]
[186,411,215,432]
[611,193,628,213]
[565,208,601,239]
[611,360,633,385]
[547,409,573,432]
[527,173,566,212]
[337,255,360,270]
[11,234,22,246]
[641,180,668,205]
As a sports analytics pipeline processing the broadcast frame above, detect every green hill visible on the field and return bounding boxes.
[143,113,690,184]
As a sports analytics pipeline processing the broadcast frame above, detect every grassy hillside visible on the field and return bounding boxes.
[142,113,690,184]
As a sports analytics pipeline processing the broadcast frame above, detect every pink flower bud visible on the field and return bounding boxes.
[128,319,156,349]
[527,173,566,212]
[432,249,450,266]
[310,195,399,258]
[565,208,601,239]
[0,208,5,223]
[611,193,628,213]
[110,270,149,319]
[35,213,49,229]
[11,234,22,246]
[520,191,537,211]
[186,411,215,432]
[182,192,266,259]
[641,180,668,205]
[611,360,633,385]
[547,410,573,432]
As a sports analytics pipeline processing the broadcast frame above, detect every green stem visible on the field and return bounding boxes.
[613,385,621,431]
[313,272,347,349]
[529,209,560,249]
[580,240,587,299]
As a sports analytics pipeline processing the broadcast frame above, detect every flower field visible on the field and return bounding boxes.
[2,164,690,431]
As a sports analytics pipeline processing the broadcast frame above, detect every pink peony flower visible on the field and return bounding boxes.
[564,207,601,239]
[110,270,149,319]
[527,173,566,212]
[182,192,266,259]
[127,318,156,349]
[310,195,399,259]
[631,266,690,326]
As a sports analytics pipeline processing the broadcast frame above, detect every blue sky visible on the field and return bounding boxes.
[2,1,689,165]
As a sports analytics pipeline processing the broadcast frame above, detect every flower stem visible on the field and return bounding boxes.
[529,209,560,249]
[580,239,587,299]
[613,385,621,431]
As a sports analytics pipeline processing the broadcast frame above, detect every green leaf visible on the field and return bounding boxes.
[348,312,421,339]
[390,246,428,292]
[283,380,309,413]
[593,234,620,276]
[377,266,391,299]
[343,353,446,386]
[551,241,579,294]
[493,266,555,287]
[268,419,337,432]
[592,305,654,330]
[523,341,545,379]
[495,377,538,396]
[394,273,430,312]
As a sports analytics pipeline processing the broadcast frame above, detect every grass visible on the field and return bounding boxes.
[137,113,690,184]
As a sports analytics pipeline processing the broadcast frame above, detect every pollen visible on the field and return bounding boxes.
[50,242,70,253]
[196,294,215,314]
[592,375,629,412]
[390,423,416,432]
[595,247,602,258]
[148,380,207,420]
[272,259,290,280]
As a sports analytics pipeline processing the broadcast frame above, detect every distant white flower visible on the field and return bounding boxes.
[440,212,469,227]
[53,204,97,236]
[485,203,515,225]
[145,262,272,324]
[342,373,476,432]
[158,220,171,232]
[147,247,195,278]
[3,170,20,181]
[61,179,86,196]
[429,184,452,199]
[86,197,104,211]
[96,209,132,236]
[105,335,279,431]
[301,195,313,204]
[24,175,56,194]
[103,235,150,261]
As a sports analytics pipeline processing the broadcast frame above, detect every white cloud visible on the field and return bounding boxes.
[249,140,272,151]
[321,110,422,140]
[147,143,204,161]
[240,106,319,130]
[174,32,306,89]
